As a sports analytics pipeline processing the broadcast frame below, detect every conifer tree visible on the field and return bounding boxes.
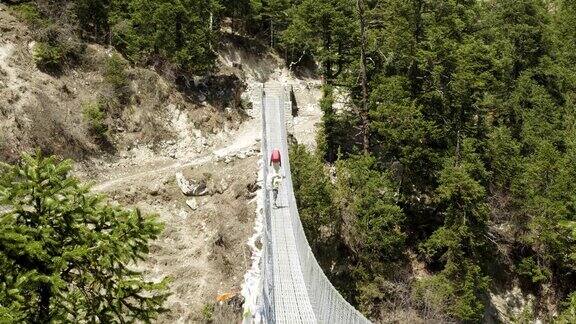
[290,144,336,251]
[282,0,357,81]
[334,155,406,313]
[109,0,218,75]
[288,0,576,320]
[246,0,293,45]
[417,140,490,321]
[0,154,169,322]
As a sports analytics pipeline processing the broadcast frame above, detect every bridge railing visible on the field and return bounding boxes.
[259,84,275,321]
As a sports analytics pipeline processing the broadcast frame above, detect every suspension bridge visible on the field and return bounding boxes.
[254,83,371,323]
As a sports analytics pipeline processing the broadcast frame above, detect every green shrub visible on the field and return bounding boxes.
[412,261,489,322]
[82,101,108,138]
[104,53,130,103]
[557,293,576,323]
[32,24,85,72]
[33,42,64,71]
[11,2,45,27]
[412,274,454,316]
[201,303,215,322]
[517,257,551,284]
[513,304,535,324]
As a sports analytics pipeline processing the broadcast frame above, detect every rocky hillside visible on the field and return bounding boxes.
[0,4,248,163]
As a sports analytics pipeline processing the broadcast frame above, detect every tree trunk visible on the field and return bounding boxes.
[357,0,370,153]
[37,283,51,322]
[409,0,424,97]
[270,20,274,47]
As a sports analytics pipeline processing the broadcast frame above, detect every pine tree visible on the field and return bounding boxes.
[0,154,169,322]
[279,0,576,319]
[217,0,253,32]
[109,0,218,75]
[246,0,294,45]
[290,144,336,251]
[282,0,357,81]
[417,140,490,321]
[75,0,111,41]
[334,154,406,315]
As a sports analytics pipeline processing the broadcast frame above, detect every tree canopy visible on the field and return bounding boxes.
[289,0,576,321]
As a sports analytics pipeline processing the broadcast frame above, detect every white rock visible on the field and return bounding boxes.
[176,172,194,195]
[28,41,36,54]
[178,210,189,220]
[186,198,198,210]
[217,179,229,194]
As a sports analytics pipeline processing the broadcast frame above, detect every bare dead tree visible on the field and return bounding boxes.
[357,0,370,154]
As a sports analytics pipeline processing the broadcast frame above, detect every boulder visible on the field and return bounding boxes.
[176,172,209,196]
[148,184,161,196]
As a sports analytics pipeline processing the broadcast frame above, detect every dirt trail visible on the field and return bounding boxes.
[89,115,261,192]
[93,151,215,192]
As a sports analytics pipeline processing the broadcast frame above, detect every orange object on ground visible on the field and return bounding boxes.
[216,292,236,303]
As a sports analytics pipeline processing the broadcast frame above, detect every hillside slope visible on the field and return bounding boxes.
[0,5,248,163]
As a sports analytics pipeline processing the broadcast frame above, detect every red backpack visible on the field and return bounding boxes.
[270,149,281,165]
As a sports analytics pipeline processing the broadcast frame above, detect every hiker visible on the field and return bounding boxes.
[270,148,281,174]
[271,173,282,208]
